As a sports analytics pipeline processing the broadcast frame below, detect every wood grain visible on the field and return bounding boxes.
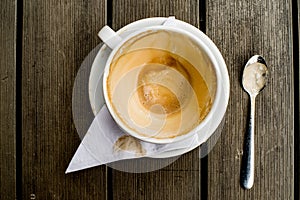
[22,0,107,199]
[112,0,200,30]
[111,0,202,199]
[297,0,300,198]
[206,0,294,199]
[112,170,200,200]
[0,0,16,199]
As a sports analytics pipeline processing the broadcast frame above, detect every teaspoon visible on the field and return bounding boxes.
[241,55,269,189]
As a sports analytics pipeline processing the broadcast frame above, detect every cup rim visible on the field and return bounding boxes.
[102,25,222,144]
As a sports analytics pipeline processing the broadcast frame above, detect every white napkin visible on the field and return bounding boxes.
[66,105,200,173]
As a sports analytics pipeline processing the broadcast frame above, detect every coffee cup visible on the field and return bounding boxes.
[98,17,222,144]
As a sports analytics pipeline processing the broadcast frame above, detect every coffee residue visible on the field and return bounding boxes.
[113,135,146,156]
[107,48,214,139]
[137,56,188,115]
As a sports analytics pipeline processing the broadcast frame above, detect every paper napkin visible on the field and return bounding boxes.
[66,105,200,173]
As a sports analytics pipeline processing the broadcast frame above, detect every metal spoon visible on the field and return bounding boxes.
[241,55,269,189]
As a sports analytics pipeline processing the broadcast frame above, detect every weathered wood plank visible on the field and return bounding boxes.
[111,170,200,200]
[0,0,16,199]
[206,0,294,199]
[297,0,300,198]
[112,0,200,30]
[111,0,201,199]
[22,0,107,199]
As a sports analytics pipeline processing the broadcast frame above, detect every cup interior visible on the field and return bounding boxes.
[103,26,221,144]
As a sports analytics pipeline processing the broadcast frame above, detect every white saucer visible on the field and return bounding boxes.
[89,17,230,158]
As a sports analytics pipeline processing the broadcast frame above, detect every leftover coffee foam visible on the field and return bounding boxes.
[107,48,214,139]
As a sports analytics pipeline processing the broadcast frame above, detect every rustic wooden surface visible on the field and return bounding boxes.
[22,0,107,199]
[206,0,294,199]
[0,0,297,199]
[297,0,299,199]
[0,0,16,199]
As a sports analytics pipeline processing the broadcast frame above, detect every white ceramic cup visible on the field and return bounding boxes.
[98,17,222,144]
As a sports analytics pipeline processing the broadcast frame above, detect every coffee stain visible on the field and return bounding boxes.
[137,54,190,115]
[150,54,190,81]
[113,135,146,156]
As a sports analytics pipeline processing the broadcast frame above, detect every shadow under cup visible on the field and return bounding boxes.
[104,28,219,144]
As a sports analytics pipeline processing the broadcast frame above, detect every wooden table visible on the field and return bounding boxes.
[0,0,298,199]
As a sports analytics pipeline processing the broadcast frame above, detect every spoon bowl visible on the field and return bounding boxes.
[242,55,268,96]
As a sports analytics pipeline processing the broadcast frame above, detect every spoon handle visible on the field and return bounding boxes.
[241,95,256,189]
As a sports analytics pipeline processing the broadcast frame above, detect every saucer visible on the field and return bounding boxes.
[89,17,230,158]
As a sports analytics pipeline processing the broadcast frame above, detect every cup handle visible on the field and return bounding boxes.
[98,25,123,49]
